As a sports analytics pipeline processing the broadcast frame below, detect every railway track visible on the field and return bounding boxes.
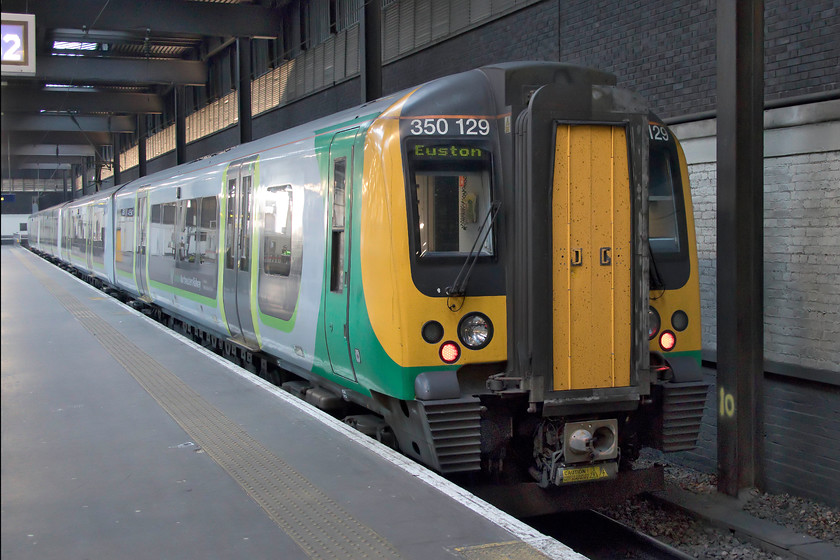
[527,509,695,560]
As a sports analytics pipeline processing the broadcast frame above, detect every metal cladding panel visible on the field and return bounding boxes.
[551,124,632,390]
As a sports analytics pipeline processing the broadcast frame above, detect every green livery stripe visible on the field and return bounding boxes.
[664,349,702,364]
[308,120,427,400]
[259,308,298,333]
[149,279,217,307]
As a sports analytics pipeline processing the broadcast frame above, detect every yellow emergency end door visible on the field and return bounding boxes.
[552,124,632,391]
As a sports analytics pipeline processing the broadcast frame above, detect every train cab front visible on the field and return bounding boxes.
[359,69,510,475]
[360,64,706,512]
[474,63,707,511]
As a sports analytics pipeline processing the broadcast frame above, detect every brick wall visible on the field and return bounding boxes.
[670,133,840,505]
[382,1,559,94]
[765,1,840,103]
[764,151,840,371]
[685,151,840,372]
[559,0,839,119]
[559,0,717,118]
[688,162,719,353]
[764,374,840,506]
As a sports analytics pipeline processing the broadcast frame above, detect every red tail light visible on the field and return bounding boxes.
[659,331,676,351]
[439,341,460,363]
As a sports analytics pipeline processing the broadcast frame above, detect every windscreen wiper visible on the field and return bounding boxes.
[649,240,666,293]
[446,200,501,300]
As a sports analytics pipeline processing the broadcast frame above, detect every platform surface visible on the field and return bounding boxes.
[1,246,585,560]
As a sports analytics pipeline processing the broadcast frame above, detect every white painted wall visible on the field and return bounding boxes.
[1,214,29,238]
[671,100,840,373]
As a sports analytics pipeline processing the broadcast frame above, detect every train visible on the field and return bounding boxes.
[28,62,707,512]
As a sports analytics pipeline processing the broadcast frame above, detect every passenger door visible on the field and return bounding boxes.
[135,190,150,299]
[222,157,259,349]
[85,206,93,270]
[323,129,358,381]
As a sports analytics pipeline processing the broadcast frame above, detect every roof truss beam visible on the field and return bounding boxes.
[3,115,136,133]
[3,131,116,146]
[36,56,207,86]
[6,144,98,157]
[7,155,88,167]
[50,28,202,48]
[7,0,282,39]
[2,90,164,114]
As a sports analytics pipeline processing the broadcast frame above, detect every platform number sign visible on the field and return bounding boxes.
[719,387,736,418]
[2,13,36,75]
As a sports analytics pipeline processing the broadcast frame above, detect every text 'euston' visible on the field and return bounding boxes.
[413,145,485,159]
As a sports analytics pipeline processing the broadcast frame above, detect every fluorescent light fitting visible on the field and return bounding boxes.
[53,41,98,51]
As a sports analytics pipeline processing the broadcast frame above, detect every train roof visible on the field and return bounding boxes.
[30,61,630,218]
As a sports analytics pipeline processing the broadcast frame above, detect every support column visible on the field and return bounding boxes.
[716,0,765,497]
[360,0,382,102]
[176,86,187,165]
[238,37,253,144]
[94,157,102,192]
[81,158,89,195]
[138,114,148,178]
[112,133,121,186]
[69,165,75,201]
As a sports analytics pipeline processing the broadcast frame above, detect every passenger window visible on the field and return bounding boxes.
[199,196,218,264]
[240,175,252,271]
[172,196,218,266]
[177,198,198,262]
[150,202,177,258]
[331,158,346,292]
[225,178,237,269]
[264,185,293,276]
[116,203,135,273]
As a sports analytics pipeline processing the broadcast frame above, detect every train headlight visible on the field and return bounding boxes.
[659,330,676,351]
[421,321,444,343]
[458,313,493,350]
[671,310,689,331]
[439,341,461,364]
[649,307,660,340]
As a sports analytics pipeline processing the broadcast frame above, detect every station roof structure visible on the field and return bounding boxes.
[1,0,283,173]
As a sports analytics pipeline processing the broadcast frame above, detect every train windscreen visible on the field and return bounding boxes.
[407,142,495,258]
[649,147,681,254]
[648,129,690,290]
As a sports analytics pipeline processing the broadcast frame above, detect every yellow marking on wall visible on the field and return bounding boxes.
[552,125,631,391]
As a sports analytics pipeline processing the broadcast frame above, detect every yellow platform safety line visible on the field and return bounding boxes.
[453,540,553,559]
[552,124,632,391]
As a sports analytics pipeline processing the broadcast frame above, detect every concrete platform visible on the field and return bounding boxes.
[1,245,584,560]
